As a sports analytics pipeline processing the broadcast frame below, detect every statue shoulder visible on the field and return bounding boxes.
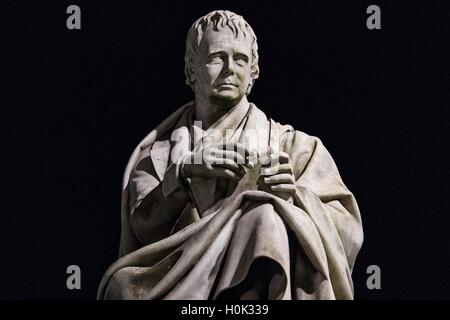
[122,102,193,188]
[138,101,194,149]
[273,121,322,155]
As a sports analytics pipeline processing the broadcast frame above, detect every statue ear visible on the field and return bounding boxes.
[188,58,196,83]
[247,65,259,95]
[246,80,254,95]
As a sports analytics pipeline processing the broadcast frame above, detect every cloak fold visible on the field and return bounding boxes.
[97,101,363,300]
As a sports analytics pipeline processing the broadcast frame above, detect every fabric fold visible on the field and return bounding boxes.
[98,102,363,300]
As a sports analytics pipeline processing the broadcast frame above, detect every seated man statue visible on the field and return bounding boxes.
[98,10,363,300]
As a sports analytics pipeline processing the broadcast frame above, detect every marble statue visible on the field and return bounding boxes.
[97,10,363,300]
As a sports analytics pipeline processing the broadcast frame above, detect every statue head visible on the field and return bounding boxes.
[184,10,260,107]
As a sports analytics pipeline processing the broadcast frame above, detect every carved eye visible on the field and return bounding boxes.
[234,54,249,67]
[235,59,246,67]
[208,55,223,64]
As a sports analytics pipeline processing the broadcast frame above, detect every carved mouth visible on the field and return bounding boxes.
[216,83,237,87]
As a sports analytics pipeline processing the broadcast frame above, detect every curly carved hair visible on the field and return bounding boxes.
[184,10,260,95]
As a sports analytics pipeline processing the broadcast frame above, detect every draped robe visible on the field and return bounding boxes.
[97,101,363,300]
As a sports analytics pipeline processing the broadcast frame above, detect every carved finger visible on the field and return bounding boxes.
[270,184,296,194]
[278,152,290,164]
[222,142,256,166]
[214,149,246,165]
[261,163,293,176]
[263,173,295,185]
[211,167,242,181]
[213,160,246,177]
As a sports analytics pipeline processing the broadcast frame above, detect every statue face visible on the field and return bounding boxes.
[194,28,253,107]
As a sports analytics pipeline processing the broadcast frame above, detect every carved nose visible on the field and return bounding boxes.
[223,58,235,76]
[223,67,233,76]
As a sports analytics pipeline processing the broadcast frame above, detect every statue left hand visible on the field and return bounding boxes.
[258,151,296,202]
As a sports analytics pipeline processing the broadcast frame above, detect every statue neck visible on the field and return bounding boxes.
[194,95,249,129]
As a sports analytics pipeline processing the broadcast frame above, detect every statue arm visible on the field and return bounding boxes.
[129,158,191,247]
[282,130,363,273]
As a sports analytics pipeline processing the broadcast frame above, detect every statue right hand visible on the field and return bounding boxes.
[181,142,255,181]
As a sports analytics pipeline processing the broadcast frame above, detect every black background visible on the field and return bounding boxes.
[1,0,449,299]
